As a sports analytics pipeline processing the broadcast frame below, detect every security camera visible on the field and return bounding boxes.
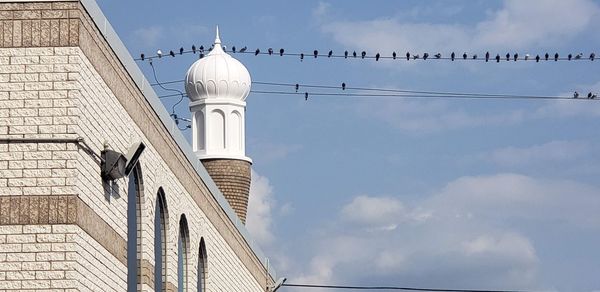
[101,141,146,180]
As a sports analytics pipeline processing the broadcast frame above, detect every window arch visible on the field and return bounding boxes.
[178,215,190,292]
[154,189,168,292]
[127,166,143,292]
[197,238,207,292]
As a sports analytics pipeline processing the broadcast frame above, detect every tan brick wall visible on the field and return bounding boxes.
[0,2,271,291]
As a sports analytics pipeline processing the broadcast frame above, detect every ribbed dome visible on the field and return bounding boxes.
[185,27,251,102]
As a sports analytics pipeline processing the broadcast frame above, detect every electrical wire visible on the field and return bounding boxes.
[149,61,191,130]
[282,283,529,292]
[135,46,596,63]
[151,80,597,101]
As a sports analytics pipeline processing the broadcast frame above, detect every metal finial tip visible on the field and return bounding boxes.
[215,25,221,45]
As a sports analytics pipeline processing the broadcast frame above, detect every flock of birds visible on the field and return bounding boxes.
[138,45,597,63]
[574,91,597,99]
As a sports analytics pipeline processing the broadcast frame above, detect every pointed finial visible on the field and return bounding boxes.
[215,25,221,45]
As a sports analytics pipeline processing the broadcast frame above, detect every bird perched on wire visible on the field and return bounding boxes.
[375,53,380,61]
[513,53,518,61]
[179,47,184,55]
[392,52,397,59]
[353,51,357,58]
[462,52,467,60]
[435,53,441,59]
[314,50,318,58]
[328,50,333,58]
[413,54,420,60]
[192,45,197,54]
[590,53,595,61]
[472,54,477,60]
[344,51,348,58]
[169,50,175,57]
[451,52,455,61]
[485,52,490,62]
[535,55,540,62]
[341,82,346,90]
[295,84,299,92]
[239,46,247,53]
[157,49,163,58]
[592,94,597,99]
[568,54,573,61]
[222,45,227,52]
[588,92,593,98]
[423,53,429,60]
[361,51,367,59]
[280,48,284,56]
[231,46,236,53]
[505,53,510,61]
[305,92,308,101]
[406,52,411,60]
[199,45,205,52]
[255,48,260,56]
[554,53,559,61]
[524,54,529,61]
[575,53,583,60]
[300,53,304,61]
[545,53,549,61]
[496,54,500,63]
[574,91,579,98]
[268,48,273,55]
[140,53,145,61]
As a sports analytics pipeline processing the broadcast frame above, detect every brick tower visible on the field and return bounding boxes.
[185,27,253,223]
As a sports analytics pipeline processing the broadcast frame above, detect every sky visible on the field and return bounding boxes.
[96,1,600,291]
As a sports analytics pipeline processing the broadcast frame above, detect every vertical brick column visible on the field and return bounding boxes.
[201,159,251,224]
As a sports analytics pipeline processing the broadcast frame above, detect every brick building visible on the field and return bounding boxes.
[0,0,276,291]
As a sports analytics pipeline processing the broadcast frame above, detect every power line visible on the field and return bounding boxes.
[150,80,597,101]
[136,46,597,63]
[282,283,529,292]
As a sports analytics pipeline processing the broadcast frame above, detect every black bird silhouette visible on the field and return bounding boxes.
[305,92,308,101]
[413,54,420,60]
[434,53,441,59]
[375,53,380,61]
[392,52,397,59]
[314,50,318,58]
[140,53,145,61]
[545,53,549,61]
[463,52,467,60]
[255,48,260,56]
[232,46,236,53]
[353,51,357,58]
[568,54,572,61]
[485,52,490,62]
[406,52,411,60]
[506,53,510,61]
[328,50,333,58]
[295,84,299,92]
[280,48,284,56]
[588,92,593,98]
[300,53,304,61]
[199,45,204,52]
[554,53,559,61]
[574,91,579,98]
[268,48,273,55]
[192,45,197,54]
[592,94,597,99]
[179,47,184,55]
[496,54,500,63]
[199,53,204,58]
[361,51,366,59]
[451,52,455,61]
[239,46,247,53]
[342,82,346,90]
[590,53,595,61]
[535,55,540,62]
[423,53,429,60]
[575,53,582,59]
[169,50,175,57]
[513,53,518,61]
[472,54,477,60]
[344,51,348,58]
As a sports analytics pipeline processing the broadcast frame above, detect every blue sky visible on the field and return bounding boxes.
[97,1,600,291]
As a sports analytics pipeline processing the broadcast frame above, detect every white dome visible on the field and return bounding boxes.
[185,27,251,102]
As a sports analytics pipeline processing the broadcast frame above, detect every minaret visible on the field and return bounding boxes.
[185,27,252,223]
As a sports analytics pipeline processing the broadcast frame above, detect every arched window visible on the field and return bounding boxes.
[154,189,168,292]
[197,238,207,292]
[178,215,190,292]
[127,167,143,292]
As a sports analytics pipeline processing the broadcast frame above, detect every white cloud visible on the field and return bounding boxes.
[486,140,590,167]
[291,173,600,290]
[246,169,276,246]
[319,0,600,53]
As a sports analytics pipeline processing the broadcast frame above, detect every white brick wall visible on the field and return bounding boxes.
[0,46,264,291]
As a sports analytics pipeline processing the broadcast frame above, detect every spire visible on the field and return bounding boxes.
[214,25,221,45]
